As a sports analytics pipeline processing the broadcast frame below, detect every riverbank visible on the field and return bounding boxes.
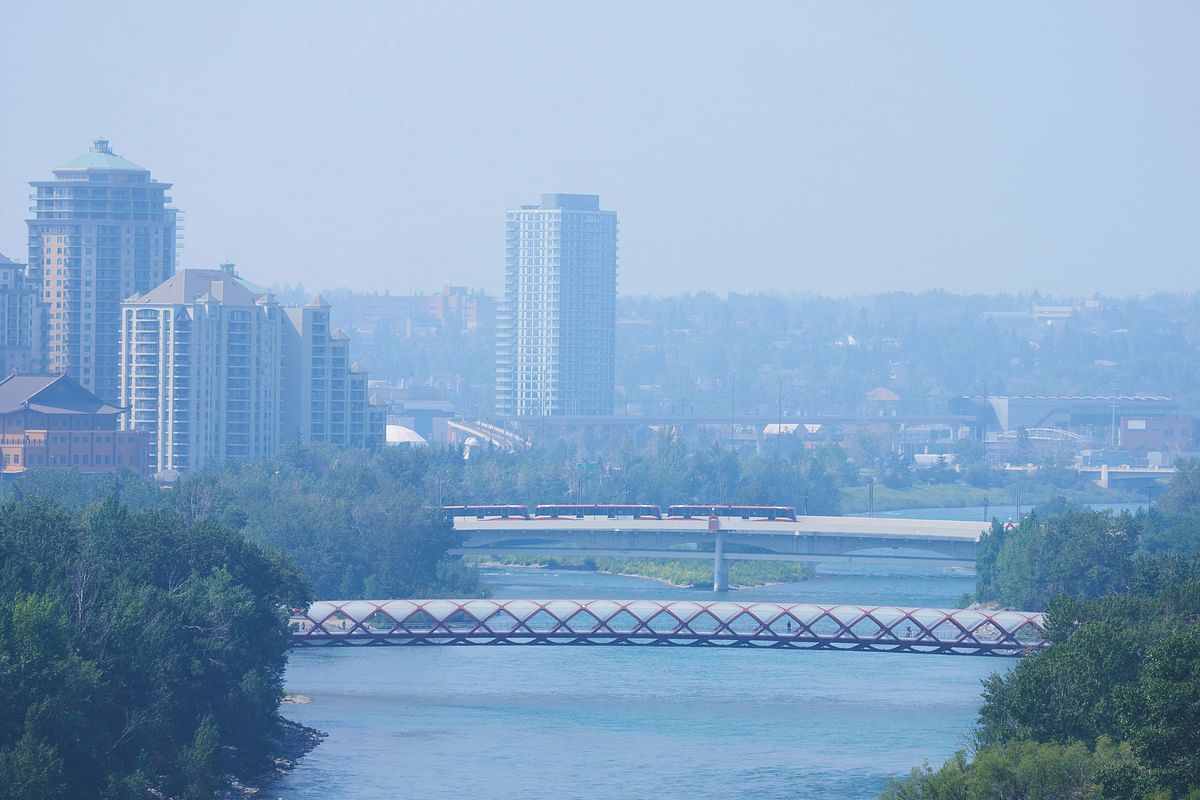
[467,555,816,589]
[222,717,326,799]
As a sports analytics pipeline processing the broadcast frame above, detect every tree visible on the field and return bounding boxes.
[0,497,308,796]
[977,510,1139,610]
[1125,626,1200,794]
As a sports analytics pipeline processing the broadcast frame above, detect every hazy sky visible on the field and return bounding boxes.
[1,3,1197,297]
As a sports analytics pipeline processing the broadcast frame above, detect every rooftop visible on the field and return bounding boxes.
[129,269,274,307]
[0,373,123,416]
[538,193,601,211]
[55,139,148,173]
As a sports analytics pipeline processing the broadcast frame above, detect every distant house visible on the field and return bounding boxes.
[0,373,148,475]
[865,387,901,403]
[863,386,901,417]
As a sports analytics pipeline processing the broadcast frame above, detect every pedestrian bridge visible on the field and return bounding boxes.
[289,599,1047,657]
[452,515,986,590]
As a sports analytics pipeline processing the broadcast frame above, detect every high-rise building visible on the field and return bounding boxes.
[281,298,383,449]
[0,254,45,378]
[119,266,281,476]
[28,139,178,404]
[496,193,617,417]
[120,270,383,477]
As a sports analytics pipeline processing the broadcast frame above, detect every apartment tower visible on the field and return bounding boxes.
[496,193,617,417]
[280,298,380,449]
[28,139,177,403]
[0,254,45,378]
[119,266,281,476]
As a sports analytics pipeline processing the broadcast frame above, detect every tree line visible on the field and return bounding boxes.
[0,497,308,799]
[881,462,1200,799]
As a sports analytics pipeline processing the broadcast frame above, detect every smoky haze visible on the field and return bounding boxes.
[1,2,1197,296]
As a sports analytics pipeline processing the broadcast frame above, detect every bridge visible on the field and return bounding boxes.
[452,515,987,590]
[1083,464,1176,489]
[447,419,530,452]
[289,599,1047,657]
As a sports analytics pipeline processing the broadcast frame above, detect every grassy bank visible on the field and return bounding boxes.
[467,555,815,589]
[840,480,1141,514]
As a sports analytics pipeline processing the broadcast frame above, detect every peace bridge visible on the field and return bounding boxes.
[289,599,1047,657]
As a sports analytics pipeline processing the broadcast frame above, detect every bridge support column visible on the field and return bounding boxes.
[713,529,729,592]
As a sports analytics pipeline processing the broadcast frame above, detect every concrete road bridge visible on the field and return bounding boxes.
[451,515,987,590]
[289,599,1047,657]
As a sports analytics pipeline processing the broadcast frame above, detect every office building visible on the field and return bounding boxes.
[28,139,178,404]
[0,254,45,378]
[0,372,148,475]
[119,266,281,476]
[496,193,617,416]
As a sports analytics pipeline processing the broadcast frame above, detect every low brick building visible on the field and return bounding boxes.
[0,373,148,475]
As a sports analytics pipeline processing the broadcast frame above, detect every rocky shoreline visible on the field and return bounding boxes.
[220,715,325,799]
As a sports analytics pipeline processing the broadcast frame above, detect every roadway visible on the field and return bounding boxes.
[452,515,988,589]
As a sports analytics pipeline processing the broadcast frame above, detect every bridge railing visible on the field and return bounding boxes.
[289,599,1047,657]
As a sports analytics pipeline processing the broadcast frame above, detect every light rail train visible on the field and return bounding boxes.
[442,504,798,522]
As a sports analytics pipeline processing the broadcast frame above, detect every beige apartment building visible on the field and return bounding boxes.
[281,298,382,449]
[120,267,381,477]
[119,266,282,475]
[28,140,177,405]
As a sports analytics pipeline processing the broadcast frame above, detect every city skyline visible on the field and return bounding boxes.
[2,3,1198,298]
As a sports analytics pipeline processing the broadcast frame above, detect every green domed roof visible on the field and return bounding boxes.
[56,139,147,172]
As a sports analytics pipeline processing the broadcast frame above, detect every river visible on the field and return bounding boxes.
[275,560,1005,799]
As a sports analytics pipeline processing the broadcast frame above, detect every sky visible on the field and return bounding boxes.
[1,2,1197,297]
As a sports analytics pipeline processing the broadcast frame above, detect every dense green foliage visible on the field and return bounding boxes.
[882,467,1200,799]
[169,446,482,599]
[976,510,1141,610]
[0,497,308,799]
[176,441,837,595]
[594,435,845,513]
[0,442,838,602]
[977,461,1200,610]
[885,560,1200,799]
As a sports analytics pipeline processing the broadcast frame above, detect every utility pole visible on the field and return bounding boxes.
[1111,397,1117,449]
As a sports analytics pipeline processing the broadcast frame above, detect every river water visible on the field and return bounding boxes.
[275,560,1005,800]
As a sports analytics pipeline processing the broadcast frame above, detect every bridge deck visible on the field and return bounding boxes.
[290,599,1047,657]
[453,515,987,542]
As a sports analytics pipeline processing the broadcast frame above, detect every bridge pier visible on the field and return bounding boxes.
[713,529,729,592]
